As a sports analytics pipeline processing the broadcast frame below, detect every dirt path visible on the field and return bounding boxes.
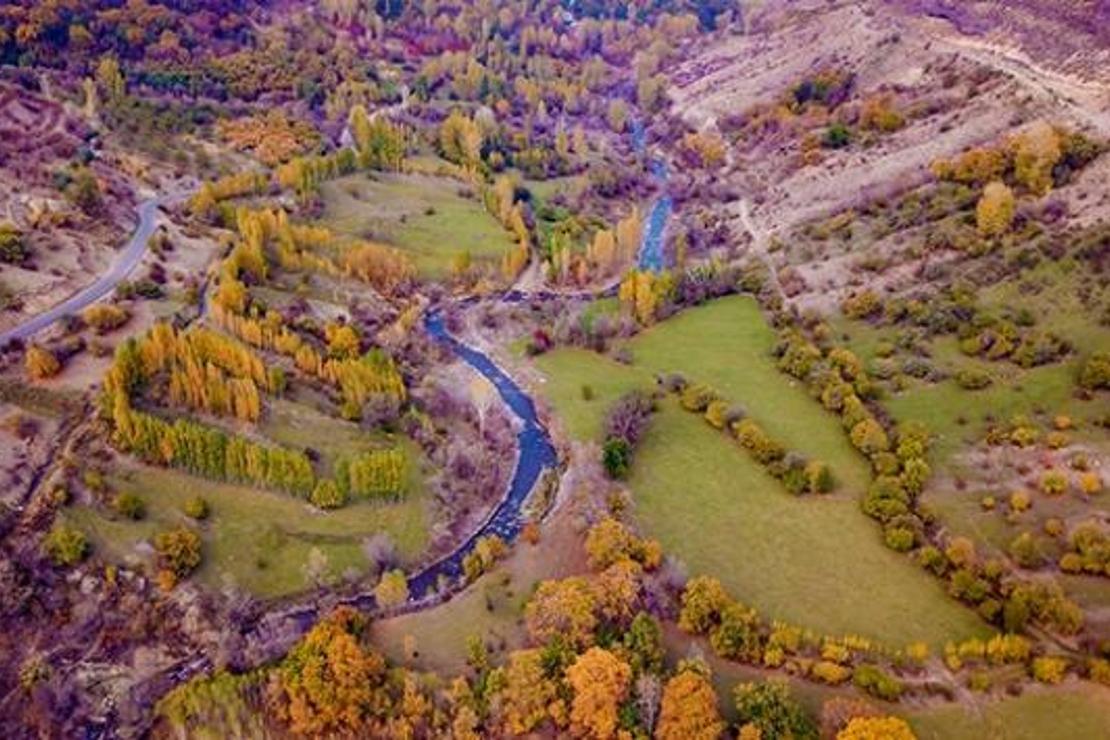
[921,29,1110,136]
[738,199,785,303]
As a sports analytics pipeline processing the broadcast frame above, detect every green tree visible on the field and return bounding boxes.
[734,680,817,739]
[113,492,145,520]
[602,438,631,479]
[43,524,88,566]
[375,569,408,608]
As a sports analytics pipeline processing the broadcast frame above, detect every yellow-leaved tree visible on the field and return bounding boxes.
[655,666,725,740]
[976,181,1015,237]
[565,647,632,740]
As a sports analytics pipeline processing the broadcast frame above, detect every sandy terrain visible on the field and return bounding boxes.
[667,0,1110,312]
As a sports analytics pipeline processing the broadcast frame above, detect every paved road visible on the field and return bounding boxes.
[0,192,181,345]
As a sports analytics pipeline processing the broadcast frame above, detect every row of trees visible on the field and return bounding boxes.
[100,321,405,507]
[109,395,316,496]
[338,448,408,500]
[200,205,410,424]
[618,269,676,325]
[931,122,1102,196]
[190,172,270,220]
[548,209,644,285]
[674,377,836,495]
[136,322,278,422]
[274,108,408,203]
[773,328,1087,637]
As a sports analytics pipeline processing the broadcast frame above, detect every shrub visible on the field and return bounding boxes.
[862,475,910,522]
[916,546,947,576]
[955,368,992,390]
[462,535,506,583]
[860,95,905,133]
[0,222,29,264]
[850,419,889,455]
[1078,351,1110,390]
[782,464,809,495]
[603,391,655,447]
[661,373,688,392]
[1009,490,1031,512]
[811,661,852,685]
[837,716,915,740]
[1079,472,1104,495]
[680,383,718,412]
[1045,431,1068,449]
[899,457,930,495]
[310,479,347,509]
[1059,552,1084,573]
[733,680,817,740]
[154,527,203,578]
[602,438,632,480]
[976,181,1015,237]
[113,492,145,520]
[43,524,89,566]
[25,345,61,380]
[1043,518,1065,537]
[1008,532,1044,568]
[679,576,731,634]
[1031,656,1067,684]
[734,419,786,464]
[852,665,903,701]
[883,526,916,552]
[1040,470,1068,496]
[1067,520,1110,575]
[841,290,882,320]
[82,304,130,334]
[823,122,852,149]
[710,603,763,662]
[183,496,209,520]
[1089,658,1110,686]
[374,569,409,607]
[806,461,835,493]
[1010,424,1039,447]
[704,399,731,429]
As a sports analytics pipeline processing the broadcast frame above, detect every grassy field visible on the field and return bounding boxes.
[884,360,1096,466]
[260,397,414,478]
[318,172,515,277]
[533,347,651,441]
[371,513,586,673]
[69,453,431,599]
[834,255,1110,472]
[907,684,1110,740]
[533,296,988,648]
[633,400,986,647]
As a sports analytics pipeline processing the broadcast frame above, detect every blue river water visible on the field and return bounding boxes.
[341,312,558,610]
[633,121,672,272]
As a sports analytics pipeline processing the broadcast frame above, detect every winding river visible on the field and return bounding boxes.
[9,122,671,625]
[341,311,558,611]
